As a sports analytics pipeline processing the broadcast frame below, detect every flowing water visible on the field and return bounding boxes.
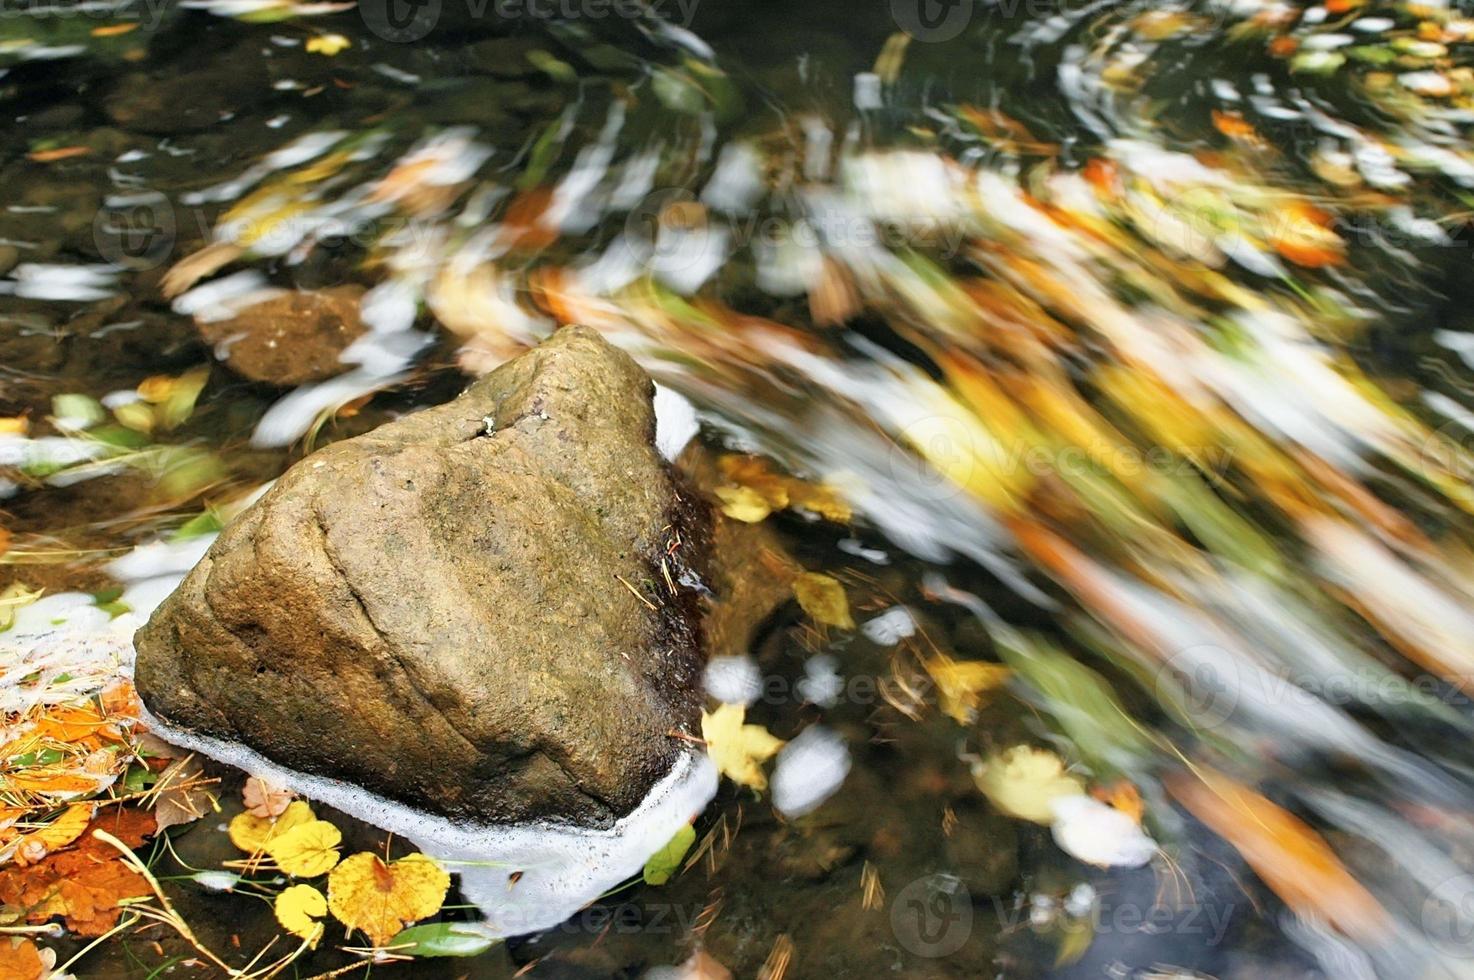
[8,0,1474,976]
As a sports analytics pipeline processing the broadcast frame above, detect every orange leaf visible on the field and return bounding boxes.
[1091,780,1145,825]
[1212,110,1263,146]
[1167,768,1387,941]
[0,808,155,936]
[99,681,141,721]
[498,187,559,252]
[1268,36,1299,58]
[31,704,118,745]
[0,937,45,980]
[7,771,107,796]
[26,147,91,163]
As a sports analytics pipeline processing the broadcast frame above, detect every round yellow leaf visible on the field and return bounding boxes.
[266,819,341,877]
[274,883,327,947]
[228,799,315,854]
[327,852,450,948]
[974,746,1085,825]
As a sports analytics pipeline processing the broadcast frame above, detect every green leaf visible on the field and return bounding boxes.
[525,49,577,83]
[87,425,152,450]
[171,509,224,542]
[11,749,64,767]
[123,764,159,793]
[389,922,501,958]
[652,68,708,116]
[641,823,696,886]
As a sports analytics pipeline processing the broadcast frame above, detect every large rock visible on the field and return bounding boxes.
[135,327,787,826]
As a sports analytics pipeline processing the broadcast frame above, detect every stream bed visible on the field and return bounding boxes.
[8,0,1474,977]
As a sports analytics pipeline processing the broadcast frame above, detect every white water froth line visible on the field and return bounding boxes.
[137,705,717,938]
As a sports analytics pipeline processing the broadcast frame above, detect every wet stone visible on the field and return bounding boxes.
[136,327,788,827]
[196,286,369,387]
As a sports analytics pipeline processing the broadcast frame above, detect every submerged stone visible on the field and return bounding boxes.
[135,327,786,830]
[197,286,368,387]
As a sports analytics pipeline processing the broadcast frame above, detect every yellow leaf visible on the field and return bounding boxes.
[0,416,29,436]
[12,803,95,865]
[306,33,350,56]
[111,401,155,434]
[266,820,341,877]
[973,746,1085,825]
[717,455,790,508]
[136,375,180,404]
[327,852,449,947]
[229,800,315,854]
[787,481,851,522]
[715,486,771,523]
[700,704,784,791]
[716,454,851,522]
[793,573,855,629]
[924,657,1011,724]
[151,366,210,431]
[275,883,327,947]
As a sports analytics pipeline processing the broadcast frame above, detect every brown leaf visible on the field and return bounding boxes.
[0,808,156,936]
[152,757,215,831]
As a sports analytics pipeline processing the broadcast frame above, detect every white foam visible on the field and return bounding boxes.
[770,726,850,818]
[138,706,717,936]
[797,654,843,708]
[10,263,119,302]
[861,606,916,645]
[1049,794,1157,869]
[119,577,187,619]
[703,655,762,706]
[652,382,699,461]
[106,535,217,583]
[8,592,112,637]
[250,369,408,448]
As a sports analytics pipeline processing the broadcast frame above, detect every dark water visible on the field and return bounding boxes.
[9,0,1474,977]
